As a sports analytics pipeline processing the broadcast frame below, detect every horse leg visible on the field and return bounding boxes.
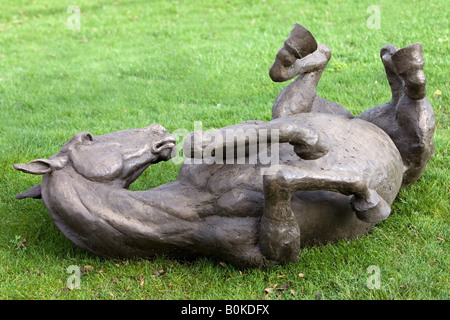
[269,25,351,119]
[357,45,401,132]
[358,43,436,187]
[271,44,331,119]
[258,165,391,263]
[183,120,330,161]
[390,43,435,186]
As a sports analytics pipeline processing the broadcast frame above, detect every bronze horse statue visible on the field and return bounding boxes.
[14,25,435,268]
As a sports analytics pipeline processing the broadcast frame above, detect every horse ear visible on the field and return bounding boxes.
[13,157,68,175]
[73,132,93,144]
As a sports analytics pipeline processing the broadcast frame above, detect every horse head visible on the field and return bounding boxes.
[14,124,176,197]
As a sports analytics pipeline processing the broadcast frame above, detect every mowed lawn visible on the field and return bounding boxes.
[0,0,448,300]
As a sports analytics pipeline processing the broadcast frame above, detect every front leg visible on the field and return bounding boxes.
[183,120,330,162]
[259,172,301,263]
[259,165,391,263]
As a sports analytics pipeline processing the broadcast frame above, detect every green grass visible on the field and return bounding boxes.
[0,0,448,300]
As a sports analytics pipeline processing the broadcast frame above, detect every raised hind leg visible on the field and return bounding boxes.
[391,43,436,186]
[358,43,436,187]
[270,24,352,119]
[271,44,332,119]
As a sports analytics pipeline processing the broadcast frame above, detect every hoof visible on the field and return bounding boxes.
[351,191,391,223]
[284,24,318,59]
[391,42,426,100]
[269,24,319,82]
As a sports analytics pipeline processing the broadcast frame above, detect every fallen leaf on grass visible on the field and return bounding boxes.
[264,283,289,295]
[277,283,289,291]
[82,265,94,273]
[264,284,278,295]
[264,287,274,294]
[154,269,166,277]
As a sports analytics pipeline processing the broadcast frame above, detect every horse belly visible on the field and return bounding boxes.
[291,190,375,246]
[283,114,404,203]
[281,114,404,245]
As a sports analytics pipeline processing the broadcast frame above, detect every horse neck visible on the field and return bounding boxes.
[39,166,194,258]
[43,166,164,224]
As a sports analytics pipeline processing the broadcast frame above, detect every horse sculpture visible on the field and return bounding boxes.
[14,24,435,268]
